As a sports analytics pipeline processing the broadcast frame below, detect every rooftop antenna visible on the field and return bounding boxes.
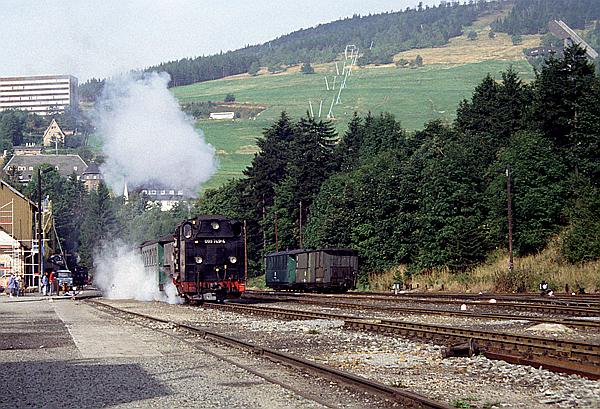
[308,100,314,118]
[324,76,330,91]
[332,75,337,90]
[318,100,323,117]
[369,40,374,50]
[335,62,340,76]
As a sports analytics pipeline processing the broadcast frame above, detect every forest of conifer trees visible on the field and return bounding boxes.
[197,45,600,289]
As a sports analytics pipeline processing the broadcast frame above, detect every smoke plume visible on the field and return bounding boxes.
[93,240,182,304]
[95,72,216,196]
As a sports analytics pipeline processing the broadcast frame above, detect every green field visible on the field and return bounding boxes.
[173,60,534,191]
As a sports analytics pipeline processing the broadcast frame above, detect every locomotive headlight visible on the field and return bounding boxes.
[229,256,237,264]
[183,223,193,239]
[195,256,203,264]
[211,221,220,230]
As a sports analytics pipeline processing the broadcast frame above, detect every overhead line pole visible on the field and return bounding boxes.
[37,168,42,279]
[506,167,514,274]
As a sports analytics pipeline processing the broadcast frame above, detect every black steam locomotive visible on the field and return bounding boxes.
[141,215,246,302]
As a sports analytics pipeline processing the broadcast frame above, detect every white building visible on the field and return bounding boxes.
[209,112,235,120]
[0,75,78,115]
[140,188,186,211]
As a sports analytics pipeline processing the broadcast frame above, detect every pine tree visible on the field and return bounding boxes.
[271,115,337,248]
[412,122,489,271]
[486,131,568,256]
[79,182,120,270]
[530,44,596,149]
[244,112,295,208]
[335,113,364,172]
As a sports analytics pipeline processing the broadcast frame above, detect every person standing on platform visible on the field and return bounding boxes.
[41,272,49,296]
[49,270,55,295]
[7,274,16,298]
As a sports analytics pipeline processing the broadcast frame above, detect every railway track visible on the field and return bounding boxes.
[243,293,600,330]
[209,302,600,380]
[87,299,451,409]
[244,291,600,317]
[360,292,600,308]
[361,291,600,305]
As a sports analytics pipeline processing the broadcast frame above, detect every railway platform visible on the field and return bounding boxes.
[0,297,388,408]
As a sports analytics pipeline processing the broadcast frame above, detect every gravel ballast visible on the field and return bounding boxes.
[96,299,600,409]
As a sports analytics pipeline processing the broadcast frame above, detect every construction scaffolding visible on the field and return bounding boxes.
[0,199,46,288]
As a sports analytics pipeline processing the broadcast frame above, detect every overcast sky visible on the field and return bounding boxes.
[1,0,439,81]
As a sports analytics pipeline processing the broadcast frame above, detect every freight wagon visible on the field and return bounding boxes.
[265,249,358,292]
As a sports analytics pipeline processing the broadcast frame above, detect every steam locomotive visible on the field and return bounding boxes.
[141,215,246,302]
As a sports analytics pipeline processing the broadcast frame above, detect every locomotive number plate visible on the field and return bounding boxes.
[204,239,226,244]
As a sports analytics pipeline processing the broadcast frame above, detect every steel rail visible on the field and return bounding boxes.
[244,293,600,329]
[244,291,600,317]
[208,303,600,380]
[88,300,451,409]
[357,291,600,304]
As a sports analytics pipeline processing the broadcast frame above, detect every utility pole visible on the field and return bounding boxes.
[37,168,43,279]
[243,220,248,284]
[299,201,303,248]
[274,210,279,253]
[262,196,266,255]
[506,167,514,273]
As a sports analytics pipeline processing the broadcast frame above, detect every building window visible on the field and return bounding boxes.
[160,190,166,195]
[28,166,33,171]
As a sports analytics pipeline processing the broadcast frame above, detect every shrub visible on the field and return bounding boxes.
[301,62,315,74]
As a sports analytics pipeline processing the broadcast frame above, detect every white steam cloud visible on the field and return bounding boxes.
[95,72,216,196]
[93,241,182,304]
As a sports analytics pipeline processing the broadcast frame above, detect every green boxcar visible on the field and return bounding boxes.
[265,249,358,292]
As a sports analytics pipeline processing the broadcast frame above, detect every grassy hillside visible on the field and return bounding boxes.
[176,59,535,190]
[172,9,540,191]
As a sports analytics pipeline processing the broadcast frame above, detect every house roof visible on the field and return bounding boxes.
[43,119,66,138]
[13,145,43,151]
[265,248,357,257]
[0,179,37,208]
[82,162,100,175]
[3,154,88,180]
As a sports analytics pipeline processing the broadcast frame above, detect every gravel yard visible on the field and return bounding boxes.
[249,301,600,344]
[0,296,398,408]
[101,299,600,409]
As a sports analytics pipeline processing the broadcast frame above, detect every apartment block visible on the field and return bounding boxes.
[0,74,78,115]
